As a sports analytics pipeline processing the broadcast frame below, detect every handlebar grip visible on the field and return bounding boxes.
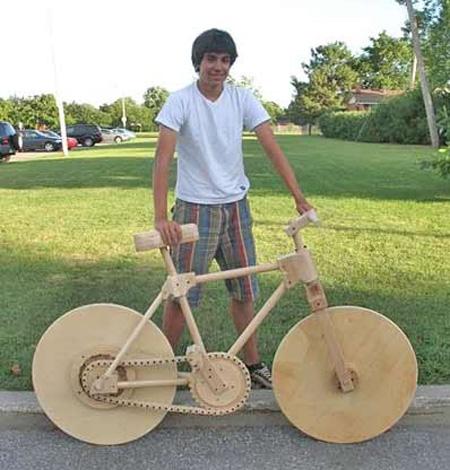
[284,210,319,236]
[307,209,320,224]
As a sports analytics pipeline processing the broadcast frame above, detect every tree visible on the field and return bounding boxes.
[287,78,322,132]
[0,99,12,121]
[143,86,170,116]
[101,98,152,130]
[3,95,59,128]
[422,0,450,88]
[397,0,439,147]
[263,101,285,123]
[356,31,412,90]
[288,42,359,130]
[227,75,264,101]
[65,102,111,127]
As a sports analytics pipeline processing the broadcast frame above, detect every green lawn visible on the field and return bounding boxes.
[0,135,449,390]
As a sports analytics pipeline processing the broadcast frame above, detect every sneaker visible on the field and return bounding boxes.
[247,362,272,389]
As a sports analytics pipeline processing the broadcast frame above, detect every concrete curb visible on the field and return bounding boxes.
[1,385,449,418]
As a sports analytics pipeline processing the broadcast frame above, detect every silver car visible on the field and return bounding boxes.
[101,129,126,144]
[111,128,136,140]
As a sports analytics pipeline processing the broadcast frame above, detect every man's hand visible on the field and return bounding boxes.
[155,219,183,246]
[295,195,315,215]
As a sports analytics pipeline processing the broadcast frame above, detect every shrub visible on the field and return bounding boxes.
[420,147,450,179]
[319,112,368,140]
[319,89,439,145]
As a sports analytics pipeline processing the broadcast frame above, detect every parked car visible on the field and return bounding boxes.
[66,124,103,147]
[40,130,78,149]
[111,128,136,140]
[101,128,126,144]
[0,121,20,162]
[21,130,62,152]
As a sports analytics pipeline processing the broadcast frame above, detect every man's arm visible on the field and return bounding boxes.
[153,125,182,245]
[254,122,313,214]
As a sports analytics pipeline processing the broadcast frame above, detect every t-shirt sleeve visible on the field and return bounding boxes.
[155,93,184,132]
[243,90,271,131]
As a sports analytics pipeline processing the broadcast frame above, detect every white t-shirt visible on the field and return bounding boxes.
[155,82,270,204]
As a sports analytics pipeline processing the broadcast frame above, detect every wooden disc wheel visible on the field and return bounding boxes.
[32,304,177,445]
[272,306,417,444]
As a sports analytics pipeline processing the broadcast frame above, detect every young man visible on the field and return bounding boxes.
[153,29,312,388]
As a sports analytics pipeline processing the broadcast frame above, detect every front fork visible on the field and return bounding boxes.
[283,230,356,393]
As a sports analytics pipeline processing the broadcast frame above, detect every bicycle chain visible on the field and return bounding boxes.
[80,353,249,416]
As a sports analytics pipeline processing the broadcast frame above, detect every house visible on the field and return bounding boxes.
[345,85,403,111]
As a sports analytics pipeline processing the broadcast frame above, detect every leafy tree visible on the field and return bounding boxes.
[263,101,285,123]
[227,75,285,123]
[3,95,59,128]
[356,31,412,90]
[101,98,152,130]
[422,0,450,88]
[399,0,450,89]
[65,102,111,127]
[143,86,169,116]
[0,99,12,121]
[287,79,321,131]
[288,42,359,129]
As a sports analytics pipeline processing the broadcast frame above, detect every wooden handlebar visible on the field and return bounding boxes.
[284,210,319,237]
[134,224,199,252]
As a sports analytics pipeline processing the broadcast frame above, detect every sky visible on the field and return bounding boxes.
[1,0,410,108]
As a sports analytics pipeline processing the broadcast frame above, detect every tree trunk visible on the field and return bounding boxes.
[405,0,439,148]
[410,53,417,90]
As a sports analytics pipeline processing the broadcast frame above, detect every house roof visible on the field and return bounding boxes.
[348,87,403,105]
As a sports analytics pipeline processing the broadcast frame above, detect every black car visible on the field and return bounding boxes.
[0,121,20,162]
[66,124,103,147]
[21,130,62,152]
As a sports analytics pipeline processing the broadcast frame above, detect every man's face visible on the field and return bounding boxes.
[198,52,231,86]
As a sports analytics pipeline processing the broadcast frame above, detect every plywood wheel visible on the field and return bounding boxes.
[273,306,417,443]
[32,303,176,445]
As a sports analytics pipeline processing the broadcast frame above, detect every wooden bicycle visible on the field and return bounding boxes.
[32,211,418,445]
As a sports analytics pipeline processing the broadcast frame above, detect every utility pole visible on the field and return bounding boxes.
[405,0,439,147]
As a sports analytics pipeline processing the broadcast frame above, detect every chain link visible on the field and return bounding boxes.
[81,353,249,416]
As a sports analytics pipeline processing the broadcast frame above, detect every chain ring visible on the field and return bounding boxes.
[189,352,251,412]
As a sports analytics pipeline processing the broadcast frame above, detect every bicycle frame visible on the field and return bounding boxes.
[94,211,355,395]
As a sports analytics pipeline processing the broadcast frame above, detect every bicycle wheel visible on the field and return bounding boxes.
[273,306,417,443]
[33,303,176,445]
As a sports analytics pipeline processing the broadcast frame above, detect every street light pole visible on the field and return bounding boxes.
[121,97,127,129]
[47,8,69,157]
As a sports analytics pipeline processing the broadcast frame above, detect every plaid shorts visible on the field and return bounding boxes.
[171,197,259,307]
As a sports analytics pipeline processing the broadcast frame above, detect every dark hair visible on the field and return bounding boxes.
[191,29,238,72]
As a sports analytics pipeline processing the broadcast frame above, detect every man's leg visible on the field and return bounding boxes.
[162,299,185,350]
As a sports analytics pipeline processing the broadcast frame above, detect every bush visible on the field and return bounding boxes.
[420,147,450,179]
[319,112,369,140]
[319,89,440,145]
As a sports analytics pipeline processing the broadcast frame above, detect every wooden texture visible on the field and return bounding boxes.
[134,224,199,252]
[32,304,176,445]
[272,306,417,443]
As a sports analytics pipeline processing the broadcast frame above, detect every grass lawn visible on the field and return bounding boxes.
[0,135,449,390]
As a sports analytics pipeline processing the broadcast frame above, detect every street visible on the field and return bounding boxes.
[1,409,449,470]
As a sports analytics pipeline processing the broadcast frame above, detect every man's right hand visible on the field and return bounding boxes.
[155,219,183,246]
